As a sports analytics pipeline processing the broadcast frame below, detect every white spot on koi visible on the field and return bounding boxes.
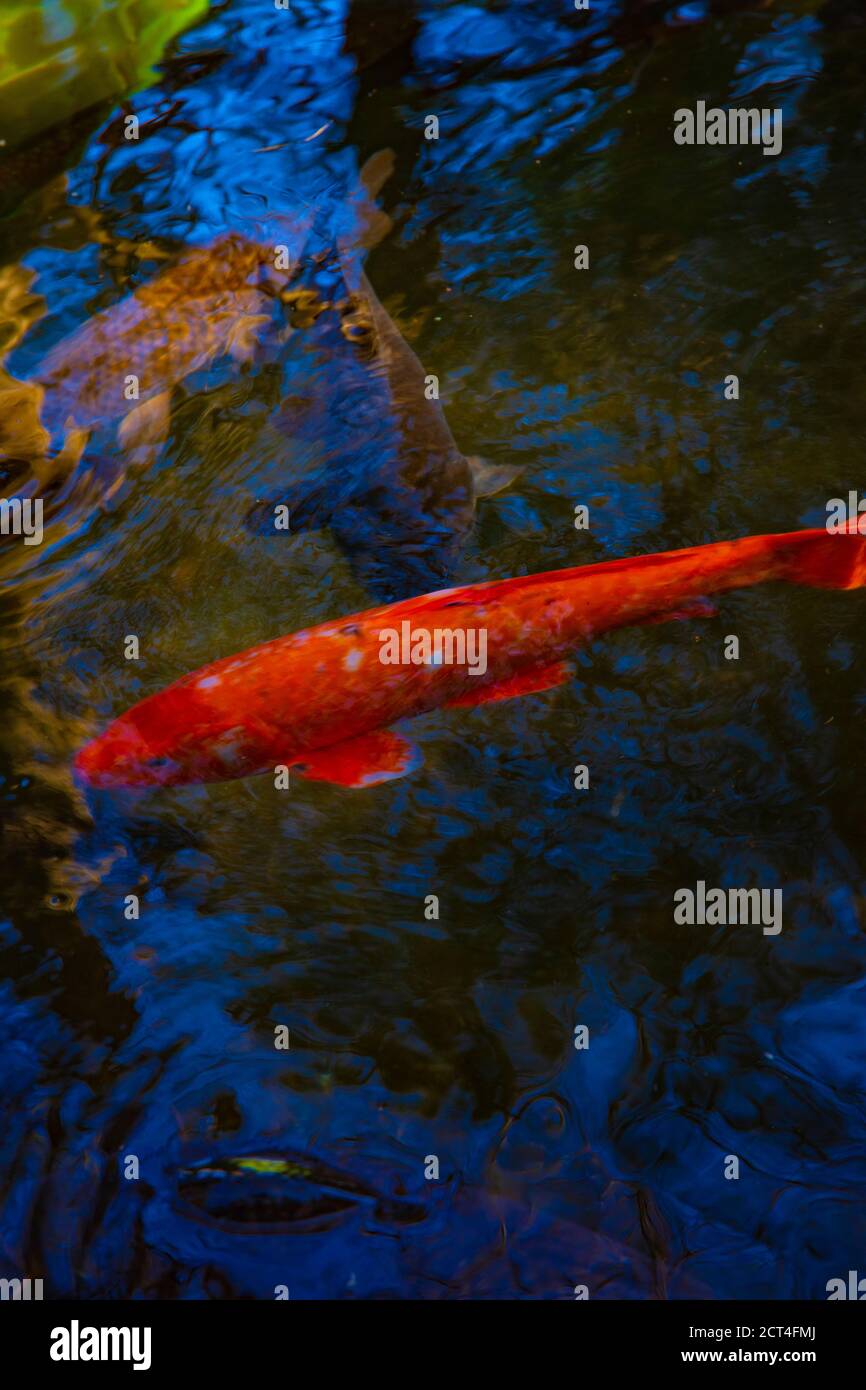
[212,726,246,764]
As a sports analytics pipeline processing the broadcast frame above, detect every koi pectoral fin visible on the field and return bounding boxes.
[635,597,719,626]
[466,455,523,499]
[226,313,272,364]
[117,391,171,466]
[447,660,572,708]
[292,730,422,788]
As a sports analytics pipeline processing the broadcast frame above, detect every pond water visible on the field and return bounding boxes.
[1,0,865,1299]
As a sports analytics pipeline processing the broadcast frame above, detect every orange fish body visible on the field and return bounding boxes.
[74,523,866,789]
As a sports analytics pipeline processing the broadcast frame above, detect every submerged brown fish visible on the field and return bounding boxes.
[0,220,312,504]
[247,152,519,599]
[0,155,397,521]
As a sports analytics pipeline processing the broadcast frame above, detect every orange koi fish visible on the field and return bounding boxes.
[75,522,866,789]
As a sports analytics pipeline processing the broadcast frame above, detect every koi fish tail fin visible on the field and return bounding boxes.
[359,149,396,203]
[355,150,395,249]
[777,521,866,591]
[338,148,395,291]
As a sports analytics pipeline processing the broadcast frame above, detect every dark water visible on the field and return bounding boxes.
[1,0,866,1299]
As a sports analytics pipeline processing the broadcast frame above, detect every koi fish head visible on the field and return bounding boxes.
[74,712,188,788]
[74,682,276,788]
